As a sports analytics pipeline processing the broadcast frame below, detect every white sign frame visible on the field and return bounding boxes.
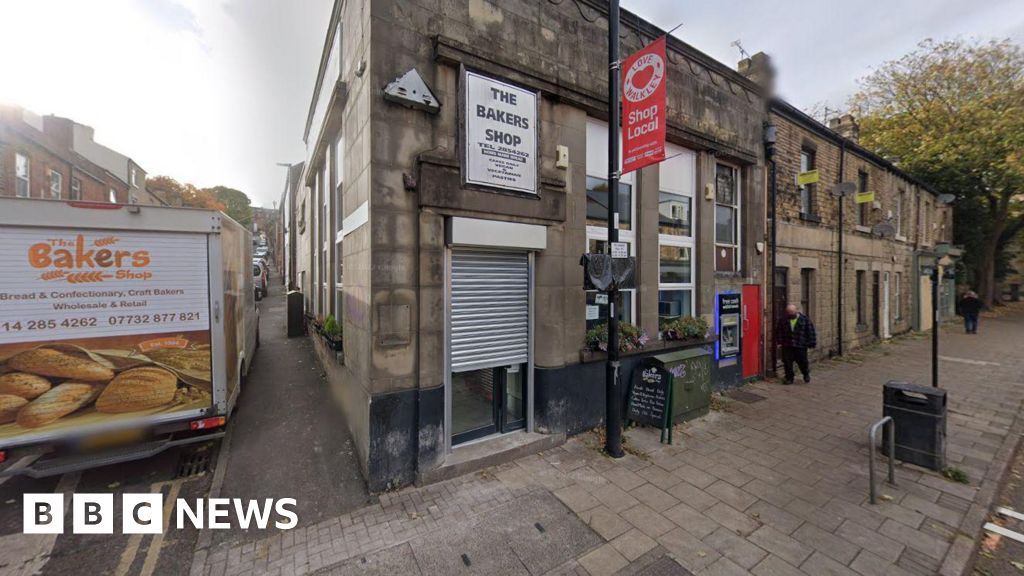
[462,68,539,195]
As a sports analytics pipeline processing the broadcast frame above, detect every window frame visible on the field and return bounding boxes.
[714,162,741,273]
[657,145,696,328]
[857,171,869,226]
[895,189,905,238]
[585,118,636,329]
[108,188,117,203]
[15,153,30,198]
[70,177,81,200]
[800,268,814,319]
[799,148,816,216]
[856,270,866,326]
[48,169,62,199]
[894,272,902,321]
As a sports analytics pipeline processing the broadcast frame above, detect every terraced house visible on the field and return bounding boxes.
[766,98,957,366]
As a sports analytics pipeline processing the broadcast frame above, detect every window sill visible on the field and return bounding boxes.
[895,235,907,242]
[799,213,821,223]
[854,225,872,234]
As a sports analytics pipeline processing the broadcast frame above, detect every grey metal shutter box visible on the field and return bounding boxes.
[450,249,529,372]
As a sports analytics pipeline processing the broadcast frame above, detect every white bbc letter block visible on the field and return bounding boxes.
[73,494,113,534]
[24,494,63,534]
[123,493,164,534]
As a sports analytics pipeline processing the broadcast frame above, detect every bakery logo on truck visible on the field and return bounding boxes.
[28,235,152,283]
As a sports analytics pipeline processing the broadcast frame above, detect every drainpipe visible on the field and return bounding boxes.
[836,140,846,356]
[764,124,777,374]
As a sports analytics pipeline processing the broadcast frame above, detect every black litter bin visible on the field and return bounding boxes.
[882,381,946,470]
[286,290,305,338]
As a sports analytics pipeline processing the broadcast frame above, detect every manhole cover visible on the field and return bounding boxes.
[175,444,213,478]
[727,390,766,404]
[634,556,693,576]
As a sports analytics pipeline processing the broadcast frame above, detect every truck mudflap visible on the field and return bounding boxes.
[1,430,225,479]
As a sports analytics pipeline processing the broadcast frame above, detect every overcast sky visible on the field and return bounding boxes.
[1,0,1021,208]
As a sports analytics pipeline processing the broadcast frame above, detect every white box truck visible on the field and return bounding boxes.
[0,198,258,476]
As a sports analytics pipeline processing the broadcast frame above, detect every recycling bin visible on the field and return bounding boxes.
[648,347,713,423]
[882,381,946,470]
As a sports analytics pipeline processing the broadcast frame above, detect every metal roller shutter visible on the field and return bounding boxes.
[450,249,529,372]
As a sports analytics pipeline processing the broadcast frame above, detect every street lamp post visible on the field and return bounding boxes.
[931,254,953,388]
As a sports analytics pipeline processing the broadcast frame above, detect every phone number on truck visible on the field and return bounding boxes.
[2,312,203,332]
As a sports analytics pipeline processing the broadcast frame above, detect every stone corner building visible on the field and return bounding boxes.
[289,0,953,491]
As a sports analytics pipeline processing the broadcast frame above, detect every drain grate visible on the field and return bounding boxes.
[634,556,694,576]
[727,390,766,404]
[175,445,213,478]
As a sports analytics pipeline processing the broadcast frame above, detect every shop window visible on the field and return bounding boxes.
[49,170,62,199]
[799,149,815,216]
[585,118,635,331]
[585,237,634,331]
[15,154,29,197]
[858,171,869,226]
[714,163,740,272]
[800,268,814,318]
[856,270,866,326]
[70,177,81,200]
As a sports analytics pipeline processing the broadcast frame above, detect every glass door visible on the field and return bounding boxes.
[451,363,526,445]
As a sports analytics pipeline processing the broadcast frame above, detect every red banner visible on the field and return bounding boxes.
[622,36,667,174]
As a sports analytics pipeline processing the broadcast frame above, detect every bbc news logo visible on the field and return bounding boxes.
[24,494,298,534]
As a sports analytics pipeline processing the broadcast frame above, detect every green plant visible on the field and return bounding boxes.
[942,466,969,484]
[660,315,709,341]
[585,322,649,353]
[323,314,341,338]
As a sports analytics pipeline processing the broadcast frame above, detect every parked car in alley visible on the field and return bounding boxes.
[253,259,268,300]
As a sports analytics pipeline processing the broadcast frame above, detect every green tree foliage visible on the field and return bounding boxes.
[148,175,225,211]
[206,186,253,227]
[850,39,1024,304]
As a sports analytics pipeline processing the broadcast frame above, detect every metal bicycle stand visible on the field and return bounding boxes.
[868,416,897,504]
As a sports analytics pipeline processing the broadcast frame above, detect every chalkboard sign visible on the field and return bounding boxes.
[628,366,671,428]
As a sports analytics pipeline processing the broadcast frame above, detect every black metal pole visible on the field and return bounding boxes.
[932,268,939,387]
[767,153,777,375]
[605,0,623,458]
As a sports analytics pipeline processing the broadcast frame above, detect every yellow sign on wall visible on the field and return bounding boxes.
[796,170,819,186]
[855,191,876,204]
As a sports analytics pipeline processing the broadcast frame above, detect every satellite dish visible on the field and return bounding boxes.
[831,182,856,197]
[871,222,896,239]
[937,193,956,204]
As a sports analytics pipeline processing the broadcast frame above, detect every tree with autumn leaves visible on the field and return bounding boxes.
[147,176,253,227]
[850,39,1024,305]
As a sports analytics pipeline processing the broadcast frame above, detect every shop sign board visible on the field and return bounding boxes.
[463,70,538,194]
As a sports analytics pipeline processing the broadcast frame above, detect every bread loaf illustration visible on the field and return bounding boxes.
[0,372,52,399]
[96,367,177,414]
[0,394,29,424]
[16,383,98,428]
[7,349,114,382]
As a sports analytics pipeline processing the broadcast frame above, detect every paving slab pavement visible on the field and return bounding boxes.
[192,310,1024,575]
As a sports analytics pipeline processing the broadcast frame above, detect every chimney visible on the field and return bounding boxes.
[737,52,776,96]
[828,114,860,143]
[42,116,75,150]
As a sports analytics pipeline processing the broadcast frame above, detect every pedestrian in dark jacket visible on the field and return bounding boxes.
[775,303,817,384]
[960,291,983,334]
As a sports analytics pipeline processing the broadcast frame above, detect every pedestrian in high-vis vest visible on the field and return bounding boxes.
[775,303,817,385]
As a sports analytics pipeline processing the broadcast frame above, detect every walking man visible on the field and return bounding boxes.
[775,303,817,384]
[960,290,983,334]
